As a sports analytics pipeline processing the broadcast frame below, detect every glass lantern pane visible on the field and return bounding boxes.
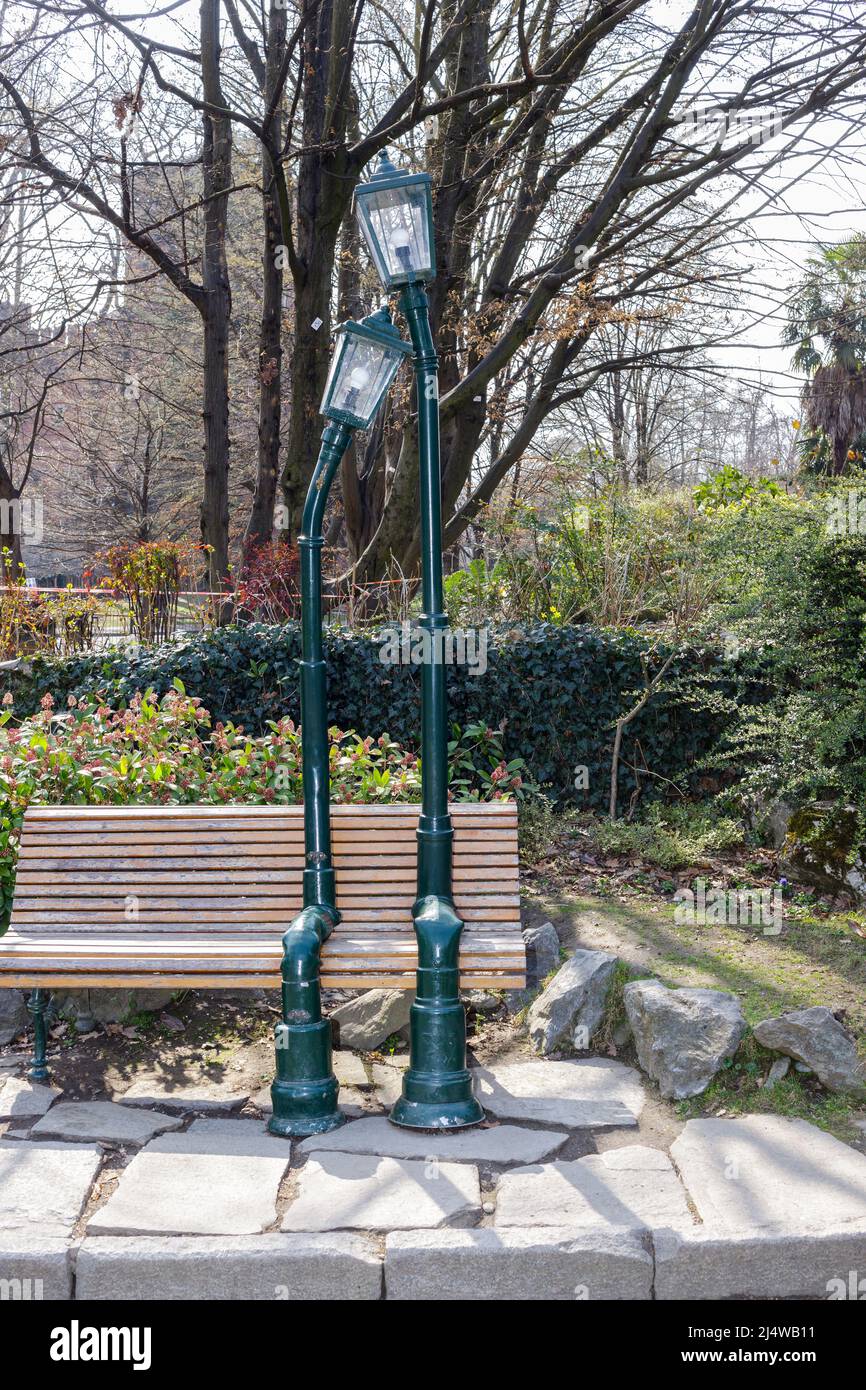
[358,184,432,284]
[321,333,403,427]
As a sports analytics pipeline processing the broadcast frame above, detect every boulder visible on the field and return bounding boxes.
[524,922,561,985]
[623,979,746,1100]
[527,950,617,1055]
[53,988,175,1026]
[504,921,561,1013]
[753,1007,866,1095]
[331,989,412,1051]
[780,802,865,906]
[0,988,28,1045]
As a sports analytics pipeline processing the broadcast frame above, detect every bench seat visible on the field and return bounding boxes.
[0,802,526,989]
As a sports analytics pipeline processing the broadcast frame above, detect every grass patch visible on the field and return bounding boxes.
[677,1036,860,1141]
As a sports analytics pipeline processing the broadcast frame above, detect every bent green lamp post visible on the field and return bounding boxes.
[355,152,486,1129]
[268,307,411,1138]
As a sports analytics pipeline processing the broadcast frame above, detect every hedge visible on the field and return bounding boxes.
[1,622,739,807]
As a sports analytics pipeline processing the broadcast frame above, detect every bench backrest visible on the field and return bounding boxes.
[9,802,520,935]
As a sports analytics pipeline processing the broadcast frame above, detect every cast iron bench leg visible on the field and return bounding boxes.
[27,989,50,1082]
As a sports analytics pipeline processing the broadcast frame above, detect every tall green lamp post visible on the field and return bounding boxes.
[354,152,486,1129]
[269,307,411,1138]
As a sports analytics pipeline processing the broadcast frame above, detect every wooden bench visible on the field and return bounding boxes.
[0,804,525,1023]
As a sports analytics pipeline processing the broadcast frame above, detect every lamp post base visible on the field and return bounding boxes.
[267,1074,347,1139]
[389,1092,486,1131]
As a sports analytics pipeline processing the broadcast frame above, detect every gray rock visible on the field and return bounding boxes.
[503,921,562,1012]
[654,1224,866,1301]
[464,992,501,1014]
[283,1153,481,1232]
[0,1139,102,1236]
[753,1007,866,1095]
[765,799,794,849]
[0,1236,74,1300]
[119,1077,250,1114]
[0,988,27,1045]
[473,1058,644,1128]
[384,1227,653,1301]
[495,1145,693,1232]
[527,949,617,1055]
[331,990,412,1050]
[671,1115,866,1233]
[524,921,561,985]
[0,1077,62,1121]
[624,979,746,1099]
[297,1116,568,1164]
[30,1101,183,1146]
[87,1122,292,1236]
[53,988,175,1025]
[764,1056,790,1088]
[75,1233,383,1301]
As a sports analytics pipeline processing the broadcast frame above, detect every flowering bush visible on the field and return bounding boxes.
[96,541,198,643]
[0,684,531,924]
[234,541,301,623]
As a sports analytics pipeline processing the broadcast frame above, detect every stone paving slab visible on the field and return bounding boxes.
[654,1223,866,1300]
[30,1101,183,1146]
[473,1058,644,1128]
[671,1115,866,1233]
[75,1233,383,1301]
[385,1227,653,1300]
[0,1139,102,1236]
[369,1065,403,1105]
[119,1076,250,1113]
[495,1145,694,1232]
[333,1052,370,1088]
[297,1115,569,1164]
[0,1077,62,1121]
[87,1122,292,1236]
[283,1153,481,1232]
[0,1235,74,1299]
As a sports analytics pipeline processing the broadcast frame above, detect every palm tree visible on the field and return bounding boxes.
[785,237,866,476]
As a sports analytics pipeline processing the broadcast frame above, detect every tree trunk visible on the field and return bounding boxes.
[199,0,233,613]
[279,0,356,543]
[244,0,287,562]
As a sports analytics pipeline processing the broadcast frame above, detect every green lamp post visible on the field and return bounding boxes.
[355,152,486,1130]
[269,307,411,1138]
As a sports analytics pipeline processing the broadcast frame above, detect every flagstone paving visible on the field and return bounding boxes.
[494,1145,694,1232]
[87,1120,292,1236]
[670,1114,866,1232]
[0,1077,62,1122]
[2,1058,866,1298]
[473,1058,644,1127]
[29,1100,183,1146]
[0,1139,102,1236]
[297,1115,569,1164]
[282,1153,481,1232]
[118,1077,251,1114]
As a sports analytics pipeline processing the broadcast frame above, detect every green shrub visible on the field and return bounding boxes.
[594,802,747,870]
[0,687,530,926]
[0,622,735,807]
